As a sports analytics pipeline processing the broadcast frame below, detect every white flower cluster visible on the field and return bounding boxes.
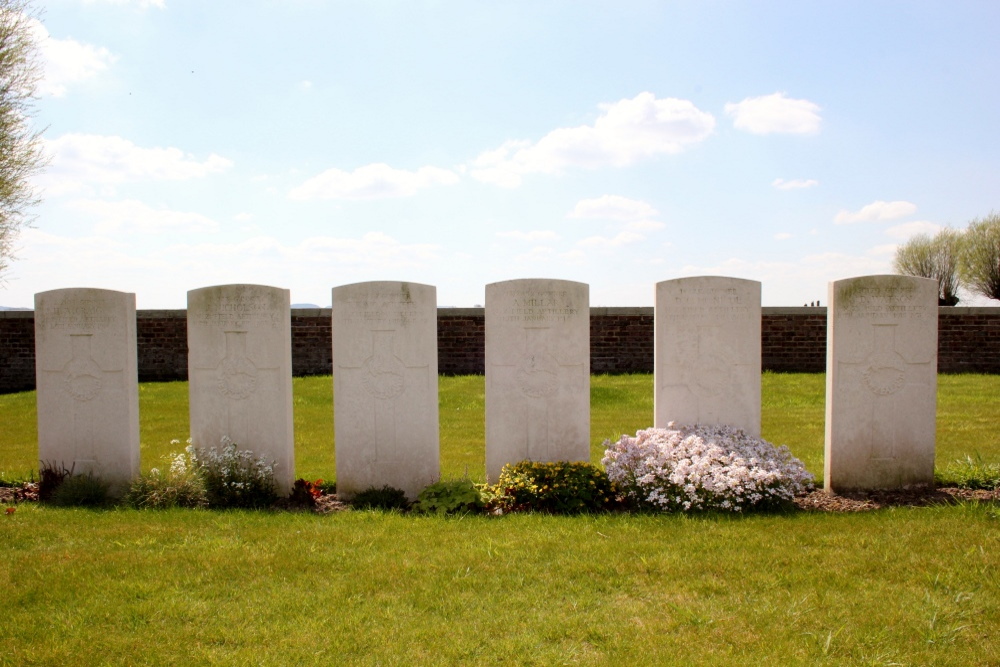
[601,423,814,512]
[189,436,277,508]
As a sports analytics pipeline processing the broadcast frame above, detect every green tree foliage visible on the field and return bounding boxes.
[892,227,963,305]
[959,212,1000,302]
[0,0,45,278]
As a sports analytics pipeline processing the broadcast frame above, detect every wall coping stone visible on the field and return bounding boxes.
[6,306,998,319]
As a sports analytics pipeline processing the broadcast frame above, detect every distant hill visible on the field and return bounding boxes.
[290,303,321,309]
[0,306,30,311]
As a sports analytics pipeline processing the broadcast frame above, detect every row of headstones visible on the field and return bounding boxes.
[33,274,938,498]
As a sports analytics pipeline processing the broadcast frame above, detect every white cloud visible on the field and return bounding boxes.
[567,194,659,222]
[30,19,117,97]
[883,220,942,239]
[471,92,715,187]
[38,133,233,196]
[496,230,559,241]
[232,212,253,222]
[725,93,821,135]
[834,200,917,224]
[70,199,220,234]
[772,178,818,190]
[288,163,460,200]
[774,232,793,240]
[298,80,313,91]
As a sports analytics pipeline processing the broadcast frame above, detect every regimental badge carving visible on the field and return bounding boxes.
[861,325,906,396]
[516,352,559,398]
[216,331,259,400]
[62,334,103,402]
[362,330,406,400]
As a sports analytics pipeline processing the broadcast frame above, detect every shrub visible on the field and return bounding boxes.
[413,478,484,515]
[936,453,1000,490]
[351,485,410,511]
[488,460,618,515]
[124,449,208,509]
[191,436,278,509]
[602,423,814,512]
[48,473,110,508]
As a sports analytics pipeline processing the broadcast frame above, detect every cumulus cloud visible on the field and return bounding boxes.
[567,194,659,222]
[30,19,117,97]
[772,178,818,190]
[38,134,233,196]
[70,199,220,234]
[496,230,559,241]
[883,220,943,239]
[470,92,715,187]
[726,93,821,135]
[288,163,460,200]
[774,232,793,240]
[834,200,917,224]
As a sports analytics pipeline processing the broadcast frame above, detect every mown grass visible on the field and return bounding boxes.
[1,503,997,665]
[1,374,999,664]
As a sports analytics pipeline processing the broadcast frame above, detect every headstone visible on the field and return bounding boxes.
[331,281,439,500]
[825,275,937,491]
[654,277,762,435]
[34,288,139,494]
[485,279,589,482]
[187,284,294,494]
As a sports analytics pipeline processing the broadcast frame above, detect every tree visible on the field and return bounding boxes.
[892,227,962,306]
[0,0,45,279]
[959,211,1000,302]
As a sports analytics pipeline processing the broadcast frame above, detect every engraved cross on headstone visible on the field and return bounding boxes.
[40,333,124,472]
[660,325,749,425]
[190,329,281,447]
[338,329,429,464]
[491,326,585,461]
[838,324,933,460]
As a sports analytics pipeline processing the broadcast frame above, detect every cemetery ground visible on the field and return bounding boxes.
[1,374,999,665]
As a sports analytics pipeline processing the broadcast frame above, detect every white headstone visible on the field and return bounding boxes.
[187,284,294,494]
[34,288,139,494]
[825,275,937,491]
[331,281,439,500]
[655,277,762,435]
[485,279,589,482]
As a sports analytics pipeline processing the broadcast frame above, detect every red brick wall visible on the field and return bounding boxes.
[0,312,35,393]
[590,308,654,373]
[3,306,999,393]
[761,308,827,373]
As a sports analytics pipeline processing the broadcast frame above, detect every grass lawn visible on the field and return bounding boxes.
[1,374,999,665]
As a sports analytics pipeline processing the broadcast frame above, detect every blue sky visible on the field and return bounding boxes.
[5,0,999,308]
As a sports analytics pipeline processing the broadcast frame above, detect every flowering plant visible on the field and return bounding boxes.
[488,460,618,515]
[190,436,278,509]
[124,445,207,509]
[601,423,813,512]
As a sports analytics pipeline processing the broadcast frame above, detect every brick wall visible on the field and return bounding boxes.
[3,306,999,393]
[761,308,827,373]
[0,311,35,393]
[590,308,654,373]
